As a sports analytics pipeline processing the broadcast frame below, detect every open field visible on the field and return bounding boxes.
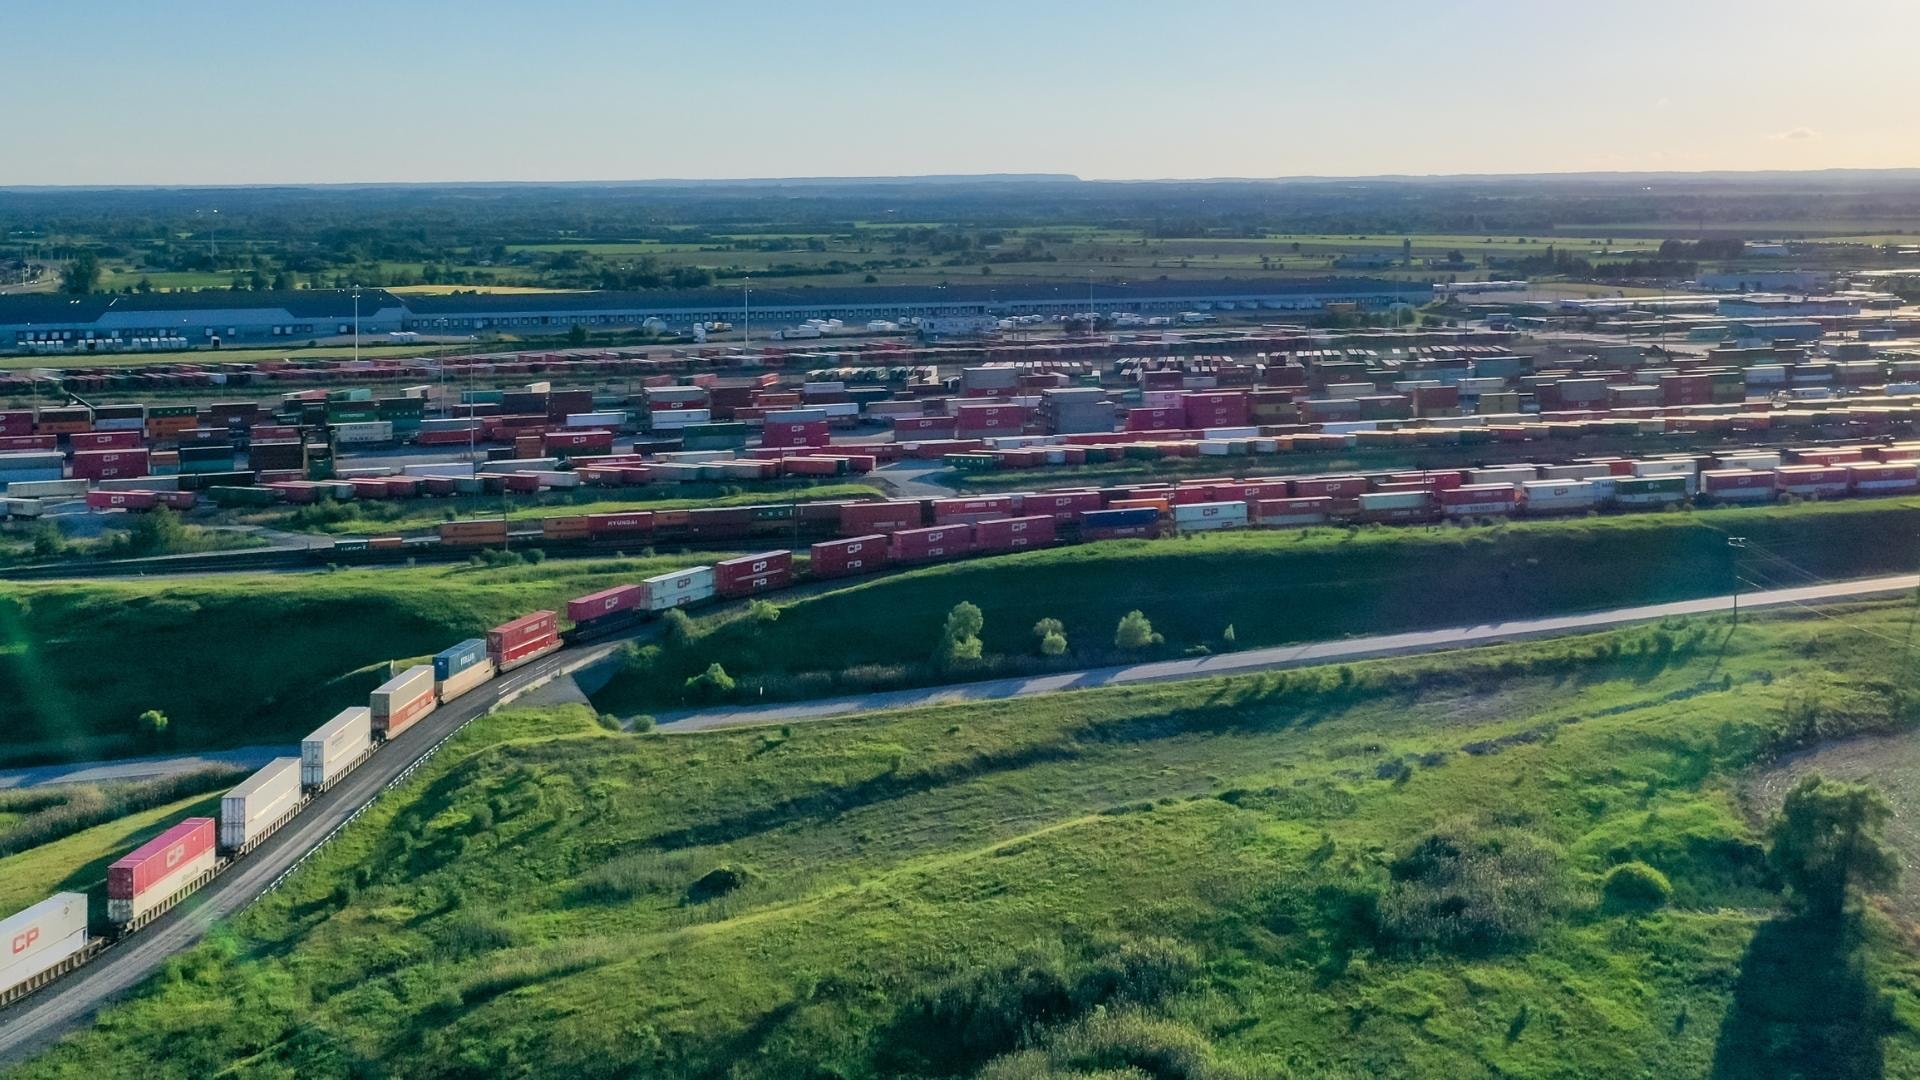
[214,481,882,537]
[593,497,1920,715]
[0,555,736,768]
[11,602,1920,1077]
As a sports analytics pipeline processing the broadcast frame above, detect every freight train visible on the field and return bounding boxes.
[9,436,1920,1010]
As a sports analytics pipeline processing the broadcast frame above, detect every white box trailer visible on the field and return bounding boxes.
[302,707,373,790]
[0,893,87,1000]
[435,659,496,705]
[1172,501,1250,532]
[1521,480,1600,514]
[220,757,303,852]
[370,665,437,738]
[3,478,87,498]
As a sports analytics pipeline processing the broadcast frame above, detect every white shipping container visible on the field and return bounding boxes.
[764,408,828,424]
[476,458,560,474]
[370,665,436,722]
[3,478,87,498]
[302,707,373,790]
[402,462,475,477]
[1202,426,1260,440]
[1326,382,1374,399]
[643,566,717,609]
[1172,501,1250,531]
[648,409,712,429]
[220,757,303,851]
[332,421,395,444]
[1469,465,1540,486]
[436,659,496,704]
[1538,463,1614,481]
[0,893,88,997]
[566,411,628,428]
[1197,440,1234,456]
[1,497,44,519]
[529,471,581,489]
[1520,480,1599,513]
[1718,452,1783,471]
[1632,459,1698,478]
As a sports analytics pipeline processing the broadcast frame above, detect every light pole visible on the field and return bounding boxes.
[1728,536,1748,627]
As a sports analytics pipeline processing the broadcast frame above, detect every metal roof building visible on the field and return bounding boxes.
[1,277,1429,353]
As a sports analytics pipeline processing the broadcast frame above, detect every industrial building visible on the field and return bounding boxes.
[0,278,1429,354]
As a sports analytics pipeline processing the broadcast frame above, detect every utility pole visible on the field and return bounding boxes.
[1728,536,1748,627]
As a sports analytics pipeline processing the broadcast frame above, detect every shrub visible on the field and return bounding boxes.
[1040,631,1067,657]
[685,864,752,903]
[630,714,656,734]
[1114,610,1162,650]
[684,663,736,699]
[1379,825,1576,953]
[1601,861,1673,911]
[746,599,780,624]
[939,601,986,669]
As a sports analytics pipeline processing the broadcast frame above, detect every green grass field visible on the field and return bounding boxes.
[594,497,1920,715]
[0,790,226,928]
[13,601,1920,1077]
[0,556,735,768]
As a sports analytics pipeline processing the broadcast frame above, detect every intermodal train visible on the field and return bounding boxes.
[8,437,1920,1009]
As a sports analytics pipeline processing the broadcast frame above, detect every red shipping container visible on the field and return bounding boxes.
[587,511,654,537]
[543,429,615,453]
[893,416,958,435]
[71,448,150,481]
[108,818,216,905]
[1125,408,1182,431]
[0,411,32,436]
[86,489,158,511]
[974,515,1057,551]
[0,435,57,451]
[500,472,542,493]
[567,584,645,623]
[1291,475,1368,498]
[1020,490,1104,521]
[810,535,891,578]
[839,500,923,535]
[489,611,558,655]
[153,490,199,510]
[69,430,145,451]
[715,550,794,597]
[932,495,1017,524]
[1438,484,1518,506]
[891,524,975,563]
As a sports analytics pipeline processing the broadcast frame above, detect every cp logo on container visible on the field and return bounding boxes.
[12,928,39,954]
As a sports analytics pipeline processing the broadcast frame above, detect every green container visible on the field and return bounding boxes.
[149,404,198,419]
[1618,475,1688,494]
[750,504,795,522]
[462,390,505,405]
[332,537,371,554]
[681,434,748,451]
[1123,444,1162,460]
[945,453,998,472]
[207,485,282,508]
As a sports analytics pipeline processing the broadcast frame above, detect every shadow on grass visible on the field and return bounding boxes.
[1710,911,1894,1080]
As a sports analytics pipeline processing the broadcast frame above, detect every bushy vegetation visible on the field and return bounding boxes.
[0,554,736,766]
[0,767,244,858]
[18,603,1920,1077]
[594,498,1920,714]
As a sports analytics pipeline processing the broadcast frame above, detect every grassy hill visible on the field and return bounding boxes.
[14,602,1920,1078]
[594,497,1920,715]
[0,556,730,767]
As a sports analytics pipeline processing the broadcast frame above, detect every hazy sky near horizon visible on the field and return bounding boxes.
[6,0,1919,186]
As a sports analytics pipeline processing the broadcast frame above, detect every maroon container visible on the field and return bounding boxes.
[839,501,924,535]
[587,511,654,536]
[69,430,145,451]
[488,611,558,657]
[567,585,644,623]
[891,524,974,563]
[1020,490,1104,521]
[108,818,216,902]
[809,535,889,578]
[1291,475,1368,499]
[85,489,158,511]
[714,550,794,598]
[71,448,150,481]
[974,515,1057,552]
[932,495,1017,525]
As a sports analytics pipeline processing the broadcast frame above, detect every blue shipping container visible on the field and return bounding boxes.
[1080,507,1160,528]
[434,638,489,680]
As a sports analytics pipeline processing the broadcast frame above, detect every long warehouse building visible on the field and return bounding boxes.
[0,278,1427,353]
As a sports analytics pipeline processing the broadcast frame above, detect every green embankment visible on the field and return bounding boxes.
[594,497,1920,714]
[0,557,731,767]
[0,791,225,926]
[14,604,1920,1077]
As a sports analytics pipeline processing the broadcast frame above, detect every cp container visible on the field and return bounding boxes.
[891,524,974,563]
[302,707,373,790]
[715,550,794,598]
[107,817,218,925]
[568,584,645,624]
[642,567,718,610]
[810,534,890,579]
[1171,501,1250,532]
[370,665,437,739]
[974,515,1058,551]
[838,500,924,535]
[219,757,303,852]
[1,893,87,1000]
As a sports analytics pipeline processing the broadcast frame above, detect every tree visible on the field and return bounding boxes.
[684,663,736,699]
[1031,617,1067,656]
[1114,610,1162,651]
[60,251,101,295]
[1221,624,1237,650]
[567,323,589,347]
[938,601,985,667]
[1768,774,1900,919]
[136,709,169,744]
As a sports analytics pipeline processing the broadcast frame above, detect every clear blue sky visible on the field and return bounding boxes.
[6,0,1915,185]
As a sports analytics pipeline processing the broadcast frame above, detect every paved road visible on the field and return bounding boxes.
[658,573,1920,732]
[0,746,291,791]
[0,632,638,1065]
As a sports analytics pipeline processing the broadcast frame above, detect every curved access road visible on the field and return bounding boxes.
[658,572,1920,732]
[0,632,638,1066]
